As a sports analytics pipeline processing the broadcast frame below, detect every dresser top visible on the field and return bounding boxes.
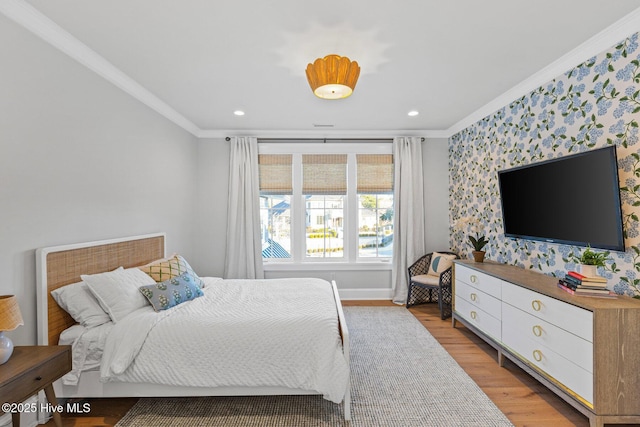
[454,260,640,310]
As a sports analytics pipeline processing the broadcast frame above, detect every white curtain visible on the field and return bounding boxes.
[391,137,427,304]
[224,137,264,279]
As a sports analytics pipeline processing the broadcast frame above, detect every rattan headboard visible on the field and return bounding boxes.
[36,233,165,346]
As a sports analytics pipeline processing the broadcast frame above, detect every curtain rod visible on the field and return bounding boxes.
[224,137,425,142]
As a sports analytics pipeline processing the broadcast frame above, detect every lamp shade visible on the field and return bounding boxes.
[0,295,24,331]
[305,54,360,99]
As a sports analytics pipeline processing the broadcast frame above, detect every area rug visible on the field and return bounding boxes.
[115,306,513,426]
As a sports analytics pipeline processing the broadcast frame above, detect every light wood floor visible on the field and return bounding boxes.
[45,300,632,426]
[407,302,591,427]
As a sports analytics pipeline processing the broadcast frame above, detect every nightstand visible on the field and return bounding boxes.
[0,346,71,427]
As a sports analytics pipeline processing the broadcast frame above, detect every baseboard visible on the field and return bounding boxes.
[338,288,393,300]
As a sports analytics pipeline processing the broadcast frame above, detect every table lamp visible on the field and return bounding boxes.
[0,295,24,364]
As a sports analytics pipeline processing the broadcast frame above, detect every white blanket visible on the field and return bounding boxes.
[59,322,113,385]
[100,277,349,403]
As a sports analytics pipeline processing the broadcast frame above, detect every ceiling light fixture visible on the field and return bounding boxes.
[305,54,360,100]
[233,110,245,116]
[408,110,419,117]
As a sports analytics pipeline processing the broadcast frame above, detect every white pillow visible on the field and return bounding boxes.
[82,267,155,323]
[51,281,111,328]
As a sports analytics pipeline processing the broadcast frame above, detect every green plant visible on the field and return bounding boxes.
[456,216,488,252]
[577,246,610,267]
[468,235,488,252]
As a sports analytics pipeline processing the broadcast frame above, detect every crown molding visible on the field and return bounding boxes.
[196,128,451,140]
[445,6,640,137]
[0,0,201,136]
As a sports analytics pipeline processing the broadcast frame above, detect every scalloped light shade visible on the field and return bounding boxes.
[305,54,360,99]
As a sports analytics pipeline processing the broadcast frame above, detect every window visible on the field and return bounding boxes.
[259,154,292,259]
[306,195,344,258]
[260,194,291,259]
[259,142,393,263]
[357,154,394,258]
[303,154,347,259]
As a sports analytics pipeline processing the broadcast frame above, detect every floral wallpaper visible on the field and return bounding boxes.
[449,32,640,297]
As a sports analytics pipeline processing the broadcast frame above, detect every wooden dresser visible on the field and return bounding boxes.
[452,260,640,427]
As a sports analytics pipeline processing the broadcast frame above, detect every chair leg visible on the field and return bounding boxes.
[438,285,452,320]
[407,284,441,308]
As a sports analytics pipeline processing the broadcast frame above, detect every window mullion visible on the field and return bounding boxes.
[346,154,358,262]
[292,153,304,263]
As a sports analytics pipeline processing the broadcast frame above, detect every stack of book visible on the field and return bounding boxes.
[558,271,615,297]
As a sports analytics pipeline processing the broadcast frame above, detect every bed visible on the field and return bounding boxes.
[35,233,351,420]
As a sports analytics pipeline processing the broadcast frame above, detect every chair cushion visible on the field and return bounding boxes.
[428,252,456,276]
[411,274,440,286]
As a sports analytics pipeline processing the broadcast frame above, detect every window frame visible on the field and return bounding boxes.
[259,142,393,269]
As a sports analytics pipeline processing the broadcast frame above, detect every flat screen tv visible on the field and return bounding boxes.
[498,146,625,252]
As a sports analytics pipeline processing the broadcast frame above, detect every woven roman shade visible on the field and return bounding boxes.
[302,154,348,195]
[357,154,393,193]
[259,154,293,195]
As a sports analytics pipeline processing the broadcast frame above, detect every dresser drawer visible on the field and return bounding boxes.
[502,281,593,342]
[502,315,594,405]
[456,280,502,320]
[455,297,501,341]
[455,264,502,299]
[502,303,593,372]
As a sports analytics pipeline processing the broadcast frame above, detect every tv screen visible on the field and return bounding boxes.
[498,146,625,252]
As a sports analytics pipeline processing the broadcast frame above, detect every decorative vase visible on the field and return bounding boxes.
[580,264,598,277]
[472,251,486,263]
[0,332,14,365]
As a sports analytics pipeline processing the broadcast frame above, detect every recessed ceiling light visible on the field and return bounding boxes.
[234,110,245,116]
[408,110,419,117]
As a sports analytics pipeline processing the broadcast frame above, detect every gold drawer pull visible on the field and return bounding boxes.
[470,293,477,302]
[532,325,542,337]
[533,349,543,362]
[470,310,477,320]
[470,275,478,283]
[531,300,542,311]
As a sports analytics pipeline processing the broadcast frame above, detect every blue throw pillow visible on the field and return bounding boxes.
[139,272,204,312]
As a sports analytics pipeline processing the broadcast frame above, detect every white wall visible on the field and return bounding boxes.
[423,138,451,252]
[0,15,198,346]
[193,138,230,277]
[193,138,450,298]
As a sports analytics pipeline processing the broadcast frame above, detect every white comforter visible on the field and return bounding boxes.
[100,277,349,403]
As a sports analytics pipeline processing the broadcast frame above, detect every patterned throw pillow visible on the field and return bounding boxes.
[427,252,457,276]
[139,254,206,288]
[139,272,204,312]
